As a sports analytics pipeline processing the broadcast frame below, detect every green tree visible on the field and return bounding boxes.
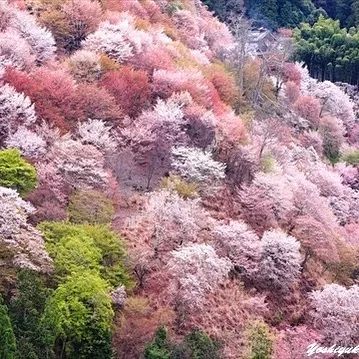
[42,271,114,359]
[0,296,17,359]
[8,270,53,359]
[50,234,102,280]
[39,222,132,287]
[0,149,37,195]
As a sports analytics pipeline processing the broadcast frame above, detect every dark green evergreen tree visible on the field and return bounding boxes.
[144,327,173,359]
[0,296,17,359]
[8,270,53,359]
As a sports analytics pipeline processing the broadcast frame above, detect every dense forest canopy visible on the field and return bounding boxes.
[205,0,359,29]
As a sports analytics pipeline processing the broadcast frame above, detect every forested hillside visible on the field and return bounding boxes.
[0,0,358,358]
[205,0,359,29]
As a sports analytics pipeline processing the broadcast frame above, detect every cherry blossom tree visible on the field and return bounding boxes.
[247,172,294,224]
[293,95,321,129]
[61,0,102,51]
[319,116,345,162]
[213,220,261,279]
[237,183,279,235]
[310,284,359,344]
[119,97,188,188]
[172,9,208,51]
[5,126,46,158]
[111,285,127,308]
[0,30,35,70]
[4,67,78,131]
[67,50,102,82]
[306,80,356,131]
[284,81,300,104]
[49,138,109,189]
[100,68,150,117]
[83,12,158,64]
[291,215,340,267]
[134,189,208,257]
[167,243,231,309]
[74,84,122,123]
[259,229,302,291]
[171,146,226,185]
[77,119,117,152]
[0,186,52,273]
[336,163,359,191]
[129,45,175,72]
[9,7,56,64]
[83,20,134,62]
[0,83,37,141]
[152,69,214,110]
[26,162,69,223]
[184,104,216,149]
[274,326,323,359]
[282,62,302,85]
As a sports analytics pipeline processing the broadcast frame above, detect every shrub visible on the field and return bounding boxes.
[342,149,359,166]
[68,190,115,224]
[245,320,273,359]
[0,149,37,195]
[161,175,198,199]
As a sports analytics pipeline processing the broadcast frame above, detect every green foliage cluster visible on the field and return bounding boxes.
[5,222,131,359]
[68,189,115,224]
[161,175,198,199]
[39,221,132,287]
[294,16,359,84]
[342,149,359,165]
[144,327,221,359]
[0,149,37,195]
[245,320,273,359]
[0,201,126,359]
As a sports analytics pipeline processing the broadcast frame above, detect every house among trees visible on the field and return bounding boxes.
[247,27,277,55]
